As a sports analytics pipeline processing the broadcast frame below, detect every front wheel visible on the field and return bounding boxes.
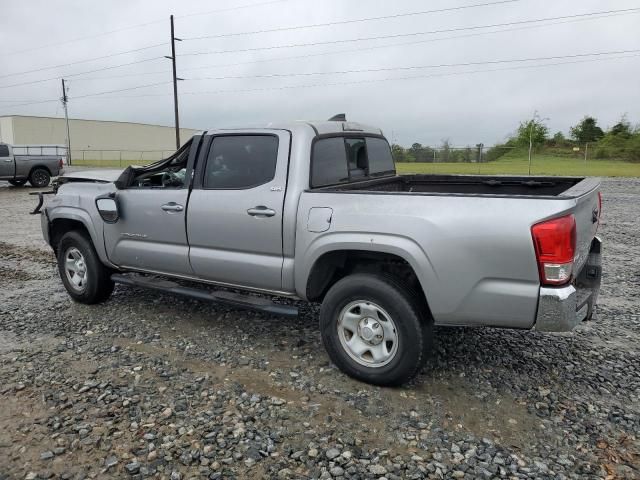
[28,168,51,188]
[320,273,431,386]
[57,231,114,304]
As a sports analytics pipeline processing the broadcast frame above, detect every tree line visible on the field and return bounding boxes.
[392,114,640,163]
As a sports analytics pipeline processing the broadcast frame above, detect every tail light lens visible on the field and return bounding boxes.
[597,191,602,229]
[531,214,576,286]
[59,158,64,168]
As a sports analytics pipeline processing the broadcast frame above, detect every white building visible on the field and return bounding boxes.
[0,115,200,163]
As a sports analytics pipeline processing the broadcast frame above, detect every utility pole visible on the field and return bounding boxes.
[166,15,183,150]
[61,79,71,166]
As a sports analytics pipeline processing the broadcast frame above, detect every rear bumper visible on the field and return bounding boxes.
[534,236,602,332]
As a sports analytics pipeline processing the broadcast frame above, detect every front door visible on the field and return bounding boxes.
[104,189,191,275]
[187,131,290,291]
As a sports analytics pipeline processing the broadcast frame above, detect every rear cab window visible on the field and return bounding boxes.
[310,136,395,187]
[0,145,9,157]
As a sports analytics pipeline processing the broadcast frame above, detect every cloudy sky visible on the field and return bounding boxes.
[0,0,638,146]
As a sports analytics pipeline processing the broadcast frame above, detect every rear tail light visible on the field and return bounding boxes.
[597,191,602,229]
[531,214,576,286]
[59,158,64,168]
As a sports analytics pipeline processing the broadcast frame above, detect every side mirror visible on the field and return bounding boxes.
[96,196,119,223]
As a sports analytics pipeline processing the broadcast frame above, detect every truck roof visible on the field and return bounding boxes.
[210,119,384,138]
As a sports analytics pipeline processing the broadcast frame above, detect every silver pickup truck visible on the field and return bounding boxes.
[38,117,602,386]
[0,143,64,187]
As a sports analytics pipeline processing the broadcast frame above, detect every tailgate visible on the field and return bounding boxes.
[562,178,601,273]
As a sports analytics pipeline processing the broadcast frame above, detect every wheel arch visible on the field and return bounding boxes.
[299,235,437,316]
[48,208,112,266]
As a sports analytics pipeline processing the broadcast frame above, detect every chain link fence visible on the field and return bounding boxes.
[66,144,639,176]
[70,149,176,168]
[393,143,640,176]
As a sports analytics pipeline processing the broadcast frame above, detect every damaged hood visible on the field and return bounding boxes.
[59,169,126,183]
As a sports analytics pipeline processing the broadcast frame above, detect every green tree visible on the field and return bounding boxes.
[552,131,567,145]
[570,116,604,143]
[514,119,548,147]
[610,114,632,138]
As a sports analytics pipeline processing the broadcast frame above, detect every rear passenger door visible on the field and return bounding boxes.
[187,130,290,291]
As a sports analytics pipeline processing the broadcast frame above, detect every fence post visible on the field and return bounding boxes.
[584,142,588,172]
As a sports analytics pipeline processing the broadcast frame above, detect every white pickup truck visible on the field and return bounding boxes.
[38,117,602,386]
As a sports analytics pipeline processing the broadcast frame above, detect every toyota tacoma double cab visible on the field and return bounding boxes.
[37,116,602,386]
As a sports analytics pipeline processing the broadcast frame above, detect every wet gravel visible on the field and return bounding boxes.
[0,178,638,479]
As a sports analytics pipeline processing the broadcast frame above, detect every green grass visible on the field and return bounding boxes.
[70,153,640,177]
[396,154,640,177]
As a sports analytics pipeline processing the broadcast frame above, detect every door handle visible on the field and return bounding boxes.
[161,202,184,212]
[4,159,12,162]
[247,206,276,217]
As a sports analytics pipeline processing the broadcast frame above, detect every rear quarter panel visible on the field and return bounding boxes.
[295,191,582,329]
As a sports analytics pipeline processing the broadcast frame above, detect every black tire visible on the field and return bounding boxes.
[28,168,51,188]
[57,230,114,304]
[8,179,27,187]
[320,273,432,386]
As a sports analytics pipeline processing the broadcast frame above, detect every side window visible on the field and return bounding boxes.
[311,138,349,187]
[0,145,9,157]
[131,145,190,188]
[204,135,278,189]
[365,137,395,175]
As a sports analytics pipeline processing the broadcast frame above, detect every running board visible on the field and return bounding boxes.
[111,273,298,317]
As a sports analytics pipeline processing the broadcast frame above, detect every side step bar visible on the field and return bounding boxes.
[111,273,298,318]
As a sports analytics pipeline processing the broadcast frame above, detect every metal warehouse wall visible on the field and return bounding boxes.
[0,115,199,150]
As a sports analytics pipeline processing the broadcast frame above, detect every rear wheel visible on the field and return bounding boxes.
[57,231,114,304]
[320,273,431,386]
[28,168,51,188]
[8,179,27,187]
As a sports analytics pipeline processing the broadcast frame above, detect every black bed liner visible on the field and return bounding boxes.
[314,174,583,197]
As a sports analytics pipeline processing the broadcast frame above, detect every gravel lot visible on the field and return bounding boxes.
[0,178,638,480]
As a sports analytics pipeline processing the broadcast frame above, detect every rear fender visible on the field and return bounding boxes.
[296,232,437,302]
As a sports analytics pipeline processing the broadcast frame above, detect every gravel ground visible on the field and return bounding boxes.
[0,178,638,480]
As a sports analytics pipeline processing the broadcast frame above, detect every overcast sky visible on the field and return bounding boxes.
[0,0,638,146]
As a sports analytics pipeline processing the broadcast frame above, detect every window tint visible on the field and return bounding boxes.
[0,145,9,157]
[311,137,349,187]
[365,137,395,174]
[204,135,278,189]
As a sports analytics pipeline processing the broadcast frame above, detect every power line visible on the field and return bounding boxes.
[184,49,640,82]
[0,57,163,90]
[184,0,521,41]
[63,52,639,101]
[1,81,171,109]
[177,0,301,19]
[0,0,300,58]
[2,8,634,91]
[165,54,640,97]
[5,48,636,105]
[0,43,166,81]
[68,10,639,84]
[182,8,640,57]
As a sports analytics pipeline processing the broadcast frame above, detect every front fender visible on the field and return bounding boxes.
[295,232,438,302]
[46,205,113,268]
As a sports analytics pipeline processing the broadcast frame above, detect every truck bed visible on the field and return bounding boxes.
[316,174,585,197]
